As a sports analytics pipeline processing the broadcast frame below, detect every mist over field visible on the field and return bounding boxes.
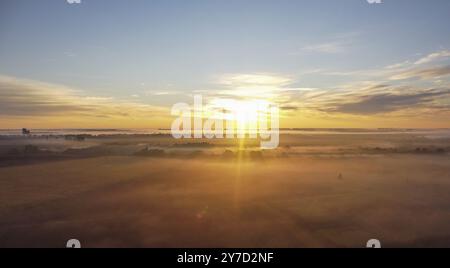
[1,131,450,247]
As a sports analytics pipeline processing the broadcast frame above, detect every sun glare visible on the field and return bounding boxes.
[207,98,272,128]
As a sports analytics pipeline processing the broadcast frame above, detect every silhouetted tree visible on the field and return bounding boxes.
[22,128,31,135]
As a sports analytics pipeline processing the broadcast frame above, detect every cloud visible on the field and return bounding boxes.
[414,50,450,65]
[271,75,450,117]
[212,73,293,99]
[385,61,411,70]
[301,41,346,54]
[320,88,450,115]
[279,105,300,111]
[146,90,181,96]
[218,74,291,87]
[0,75,87,116]
[208,50,450,120]
[390,65,450,80]
[313,49,450,82]
[299,33,358,55]
[0,75,168,119]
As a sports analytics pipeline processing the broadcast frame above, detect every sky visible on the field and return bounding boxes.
[0,0,450,128]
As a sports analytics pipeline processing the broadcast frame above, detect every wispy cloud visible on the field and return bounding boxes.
[323,89,450,115]
[0,75,168,120]
[301,41,347,54]
[218,74,292,87]
[298,32,358,55]
[206,49,450,121]
[146,91,181,96]
[385,61,412,70]
[390,65,450,80]
[414,50,450,65]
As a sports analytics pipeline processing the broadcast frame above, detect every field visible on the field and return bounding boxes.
[0,131,450,247]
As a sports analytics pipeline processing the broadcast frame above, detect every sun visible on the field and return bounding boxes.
[206,98,273,135]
